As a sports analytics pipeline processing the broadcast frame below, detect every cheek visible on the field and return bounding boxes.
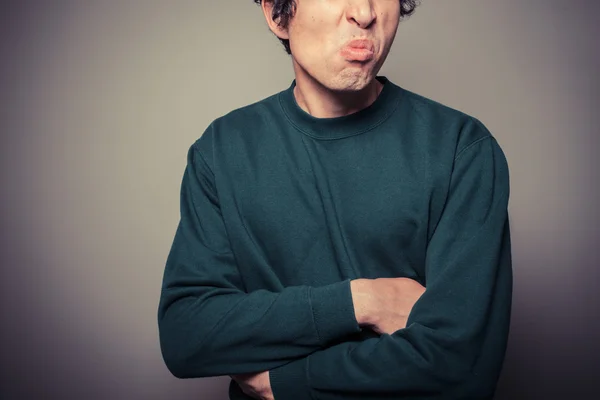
[378,3,401,25]
[379,14,400,41]
[291,21,332,58]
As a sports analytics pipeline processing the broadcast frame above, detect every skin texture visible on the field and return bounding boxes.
[351,278,426,334]
[231,371,274,400]
[231,1,416,398]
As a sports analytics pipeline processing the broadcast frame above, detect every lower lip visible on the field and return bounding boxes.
[340,47,374,61]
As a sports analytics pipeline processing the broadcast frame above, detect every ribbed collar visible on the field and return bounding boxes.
[277,76,401,140]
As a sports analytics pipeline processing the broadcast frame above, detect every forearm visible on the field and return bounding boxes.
[159,264,361,378]
[270,235,512,400]
[159,141,364,379]
[349,279,375,326]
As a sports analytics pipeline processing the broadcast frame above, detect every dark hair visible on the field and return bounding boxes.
[253,0,420,55]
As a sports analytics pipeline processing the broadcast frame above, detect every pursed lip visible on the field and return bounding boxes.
[340,39,375,61]
[343,38,375,51]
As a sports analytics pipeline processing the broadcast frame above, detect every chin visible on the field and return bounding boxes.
[329,71,375,92]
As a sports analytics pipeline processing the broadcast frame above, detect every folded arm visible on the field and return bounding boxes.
[158,140,361,379]
[269,132,513,399]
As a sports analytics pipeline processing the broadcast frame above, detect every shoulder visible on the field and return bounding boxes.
[191,88,284,164]
[395,84,510,202]
[397,84,495,155]
[213,91,281,135]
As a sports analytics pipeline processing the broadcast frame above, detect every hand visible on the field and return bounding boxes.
[351,277,425,335]
[230,371,274,400]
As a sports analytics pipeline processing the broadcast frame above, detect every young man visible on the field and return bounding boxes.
[158,1,512,399]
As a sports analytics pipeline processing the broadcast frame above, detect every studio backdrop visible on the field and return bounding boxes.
[1,1,598,399]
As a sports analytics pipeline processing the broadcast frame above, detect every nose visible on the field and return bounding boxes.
[346,0,376,29]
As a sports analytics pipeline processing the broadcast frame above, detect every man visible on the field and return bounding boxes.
[158,1,512,399]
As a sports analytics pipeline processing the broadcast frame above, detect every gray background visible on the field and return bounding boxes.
[1,0,598,399]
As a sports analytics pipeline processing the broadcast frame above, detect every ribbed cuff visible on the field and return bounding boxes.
[270,357,311,400]
[309,279,361,346]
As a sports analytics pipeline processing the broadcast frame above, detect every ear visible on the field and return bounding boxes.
[260,0,290,40]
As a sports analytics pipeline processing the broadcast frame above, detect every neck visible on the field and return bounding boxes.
[292,67,383,119]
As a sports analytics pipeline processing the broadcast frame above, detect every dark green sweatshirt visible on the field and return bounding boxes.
[158,76,512,400]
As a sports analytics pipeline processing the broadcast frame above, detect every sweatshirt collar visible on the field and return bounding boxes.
[278,76,401,140]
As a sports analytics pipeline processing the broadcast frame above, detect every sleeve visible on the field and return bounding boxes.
[157,140,361,379]
[269,133,513,400]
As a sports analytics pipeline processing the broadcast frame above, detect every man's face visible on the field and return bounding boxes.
[286,0,401,91]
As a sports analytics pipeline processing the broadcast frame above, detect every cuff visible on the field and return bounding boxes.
[269,357,311,400]
[309,279,361,346]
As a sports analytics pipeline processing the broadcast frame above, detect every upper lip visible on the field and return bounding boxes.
[344,39,374,51]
